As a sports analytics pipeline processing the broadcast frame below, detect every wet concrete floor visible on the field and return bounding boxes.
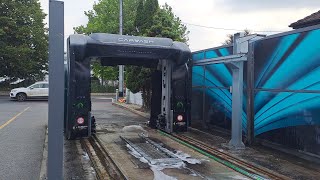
[92,100,250,180]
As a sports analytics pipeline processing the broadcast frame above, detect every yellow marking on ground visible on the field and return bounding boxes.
[0,107,30,129]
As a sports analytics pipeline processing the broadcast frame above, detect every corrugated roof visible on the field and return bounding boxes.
[289,10,320,29]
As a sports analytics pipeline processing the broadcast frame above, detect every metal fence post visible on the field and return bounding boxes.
[48,0,64,179]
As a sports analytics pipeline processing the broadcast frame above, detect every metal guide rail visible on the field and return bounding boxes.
[159,130,289,180]
[120,135,183,165]
[81,136,128,180]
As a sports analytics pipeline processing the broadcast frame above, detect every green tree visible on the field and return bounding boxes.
[134,0,144,34]
[74,0,139,35]
[0,0,48,82]
[74,0,140,89]
[141,0,159,32]
[126,2,189,109]
[147,4,189,42]
[91,61,118,85]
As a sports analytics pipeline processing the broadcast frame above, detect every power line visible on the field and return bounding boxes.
[182,22,285,33]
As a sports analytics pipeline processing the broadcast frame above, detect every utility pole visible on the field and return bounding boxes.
[48,0,64,179]
[118,0,124,97]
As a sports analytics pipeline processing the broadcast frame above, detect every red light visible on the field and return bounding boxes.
[177,115,183,121]
[77,117,84,124]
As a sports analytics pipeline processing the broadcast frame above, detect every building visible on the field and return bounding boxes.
[289,10,320,29]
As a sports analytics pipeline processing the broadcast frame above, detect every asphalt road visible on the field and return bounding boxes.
[0,96,48,180]
[0,95,110,179]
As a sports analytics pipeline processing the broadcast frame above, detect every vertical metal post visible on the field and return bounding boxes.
[202,65,206,128]
[119,0,123,35]
[247,42,255,145]
[228,33,245,149]
[161,60,173,133]
[48,0,64,179]
[126,88,130,104]
[118,0,124,97]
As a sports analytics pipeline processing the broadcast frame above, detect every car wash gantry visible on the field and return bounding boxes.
[64,33,192,139]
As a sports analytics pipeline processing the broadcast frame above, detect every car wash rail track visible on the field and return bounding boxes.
[158,130,289,180]
[81,135,127,180]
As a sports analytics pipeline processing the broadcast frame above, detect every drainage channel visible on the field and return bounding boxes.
[120,135,183,166]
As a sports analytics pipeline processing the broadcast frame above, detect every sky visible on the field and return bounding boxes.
[39,0,320,51]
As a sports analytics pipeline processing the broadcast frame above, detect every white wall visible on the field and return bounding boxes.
[126,88,143,106]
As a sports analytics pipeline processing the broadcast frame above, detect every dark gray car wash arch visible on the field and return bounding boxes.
[65,33,191,139]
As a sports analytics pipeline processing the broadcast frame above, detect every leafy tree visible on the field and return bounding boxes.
[74,0,139,35]
[91,61,118,85]
[147,4,189,42]
[134,0,145,34]
[126,2,189,109]
[0,0,48,82]
[141,0,158,32]
[74,0,140,87]
[223,29,251,45]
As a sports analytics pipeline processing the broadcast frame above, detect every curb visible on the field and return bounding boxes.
[112,102,149,119]
[39,127,48,180]
[91,93,116,96]
[0,91,9,96]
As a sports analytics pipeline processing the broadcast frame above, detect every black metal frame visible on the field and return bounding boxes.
[65,33,191,139]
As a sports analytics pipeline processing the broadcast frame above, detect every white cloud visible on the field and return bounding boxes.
[39,0,319,51]
[214,0,320,11]
[158,0,318,51]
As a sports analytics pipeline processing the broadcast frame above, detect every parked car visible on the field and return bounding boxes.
[10,81,49,101]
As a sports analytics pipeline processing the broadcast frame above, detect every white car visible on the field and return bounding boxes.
[10,81,49,101]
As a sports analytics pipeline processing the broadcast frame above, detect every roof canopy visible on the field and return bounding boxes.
[68,33,191,67]
[289,10,320,29]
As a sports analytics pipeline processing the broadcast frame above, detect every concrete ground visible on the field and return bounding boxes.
[114,102,320,180]
[184,128,320,180]
[63,140,96,180]
[92,100,249,179]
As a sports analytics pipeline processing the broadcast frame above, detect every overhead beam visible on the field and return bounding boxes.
[193,54,247,66]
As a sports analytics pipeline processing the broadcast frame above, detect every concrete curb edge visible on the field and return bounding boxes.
[39,126,48,180]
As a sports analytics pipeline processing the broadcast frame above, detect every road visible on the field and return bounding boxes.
[0,96,47,180]
[0,95,110,179]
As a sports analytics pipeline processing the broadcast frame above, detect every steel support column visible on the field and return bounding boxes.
[228,33,245,149]
[246,42,255,145]
[202,66,206,129]
[118,0,124,97]
[48,0,64,179]
[192,33,265,149]
[161,60,173,133]
[228,61,245,149]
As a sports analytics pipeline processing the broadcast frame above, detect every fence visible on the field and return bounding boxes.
[191,25,320,155]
